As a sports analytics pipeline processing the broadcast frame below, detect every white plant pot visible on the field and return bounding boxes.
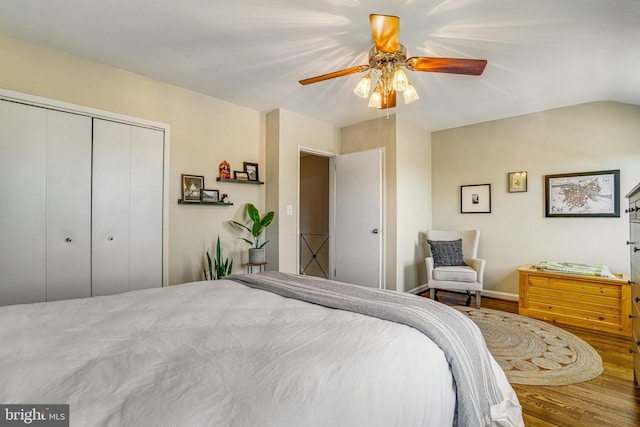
[249,248,265,264]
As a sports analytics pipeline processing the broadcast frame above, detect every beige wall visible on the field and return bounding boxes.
[265,108,341,273]
[432,102,640,298]
[340,115,431,292]
[396,116,432,291]
[342,116,397,289]
[0,33,266,285]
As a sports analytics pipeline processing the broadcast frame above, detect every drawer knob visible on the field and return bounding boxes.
[627,241,635,246]
[636,297,640,303]
[631,349,637,354]
[630,314,637,319]
[635,247,640,253]
[65,237,72,242]
[108,236,114,241]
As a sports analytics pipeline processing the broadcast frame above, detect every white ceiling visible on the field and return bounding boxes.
[1,0,639,131]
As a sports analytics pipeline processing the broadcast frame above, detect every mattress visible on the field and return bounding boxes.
[0,276,521,426]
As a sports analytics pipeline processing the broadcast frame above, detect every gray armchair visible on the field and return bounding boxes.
[425,229,485,308]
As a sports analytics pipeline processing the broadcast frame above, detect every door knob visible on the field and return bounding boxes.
[372,229,379,234]
[65,237,72,242]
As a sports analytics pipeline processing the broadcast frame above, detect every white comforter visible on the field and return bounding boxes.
[0,279,516,426]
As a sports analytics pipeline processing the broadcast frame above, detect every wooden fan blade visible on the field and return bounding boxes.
[299,65,369,85]
[406,57,487,75]
[370,14,399,53]
[381,90,396,109]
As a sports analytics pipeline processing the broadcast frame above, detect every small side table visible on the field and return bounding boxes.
[246,262,267,274]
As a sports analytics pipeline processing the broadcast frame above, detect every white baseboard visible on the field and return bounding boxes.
[406,285,519,302]
[407,284,429,295]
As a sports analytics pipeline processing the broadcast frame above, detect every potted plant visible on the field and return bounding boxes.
[230,203,275,264]
[204,236,233,280]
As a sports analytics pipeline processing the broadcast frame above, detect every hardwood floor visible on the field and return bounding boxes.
[419,290,640,427]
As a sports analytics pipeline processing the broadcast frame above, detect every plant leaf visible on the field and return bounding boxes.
[261,211,275,228]
[247,203,260,223]
[230,220,251,233]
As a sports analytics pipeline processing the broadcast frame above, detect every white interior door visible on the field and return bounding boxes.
[92,119,132,296]
[46,110,92,301]
[129,126,164,290]
[0,100,47,305]
[333,148,383,288]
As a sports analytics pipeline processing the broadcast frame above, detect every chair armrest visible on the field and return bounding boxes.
[465,257,486,285]
[425,257,435,284]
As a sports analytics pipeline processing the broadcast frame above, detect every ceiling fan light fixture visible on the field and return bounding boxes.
[353,74,372,98]
[368,84,382,108]
[403,83,419,104]
[391,67,409,92]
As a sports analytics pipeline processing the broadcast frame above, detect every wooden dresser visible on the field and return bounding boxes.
[626,183,640,386]
[518,265,631,336]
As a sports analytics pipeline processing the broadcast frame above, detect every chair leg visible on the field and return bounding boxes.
[430,288,438,301]
[465,291,472,306]
[475,291,481,309]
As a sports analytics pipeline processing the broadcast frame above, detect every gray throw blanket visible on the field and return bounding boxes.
[227,272,506,427]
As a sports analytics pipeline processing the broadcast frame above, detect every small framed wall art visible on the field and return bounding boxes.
[508,171,527,193]
[461,184,491,213]
[243,162,259,181]
[181,174,204,202]
[544,169,620,217]
[234,171,249,181]
[201,189,220,203]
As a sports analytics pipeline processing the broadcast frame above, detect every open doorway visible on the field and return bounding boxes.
[299,151,331,278]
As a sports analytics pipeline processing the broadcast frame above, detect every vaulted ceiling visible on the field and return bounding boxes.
[1,0,638,131]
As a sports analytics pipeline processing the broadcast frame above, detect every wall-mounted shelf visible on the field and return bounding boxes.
[216,178,264,185]
[177,199,234,206]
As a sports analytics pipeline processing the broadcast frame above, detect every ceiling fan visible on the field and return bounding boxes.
[299,14,487,109]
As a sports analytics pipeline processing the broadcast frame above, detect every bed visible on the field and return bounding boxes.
[0,272,522,426]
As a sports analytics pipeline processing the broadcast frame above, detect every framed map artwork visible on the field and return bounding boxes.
[544,170,620,217]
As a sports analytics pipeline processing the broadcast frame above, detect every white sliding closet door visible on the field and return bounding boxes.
[129,126,164,290]
[92,119,132,296]
[92,119,163,296]
[0,101,47,305]
[46,110,92,301]
[0,100,92,305]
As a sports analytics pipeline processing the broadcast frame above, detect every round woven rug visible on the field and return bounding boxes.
[454,307,603,385]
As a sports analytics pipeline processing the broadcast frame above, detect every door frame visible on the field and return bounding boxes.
[298,146,337,280]
[297,146,385,287]
[0,88,171,286]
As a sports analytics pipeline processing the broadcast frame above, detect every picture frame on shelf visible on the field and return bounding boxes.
[508,171,527,193]
[243,162,259,181]
[201,189,220,203]
[461,184,491,213]
[181,174,204,202]
[544,169,620,217]
[234,171,249,181]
